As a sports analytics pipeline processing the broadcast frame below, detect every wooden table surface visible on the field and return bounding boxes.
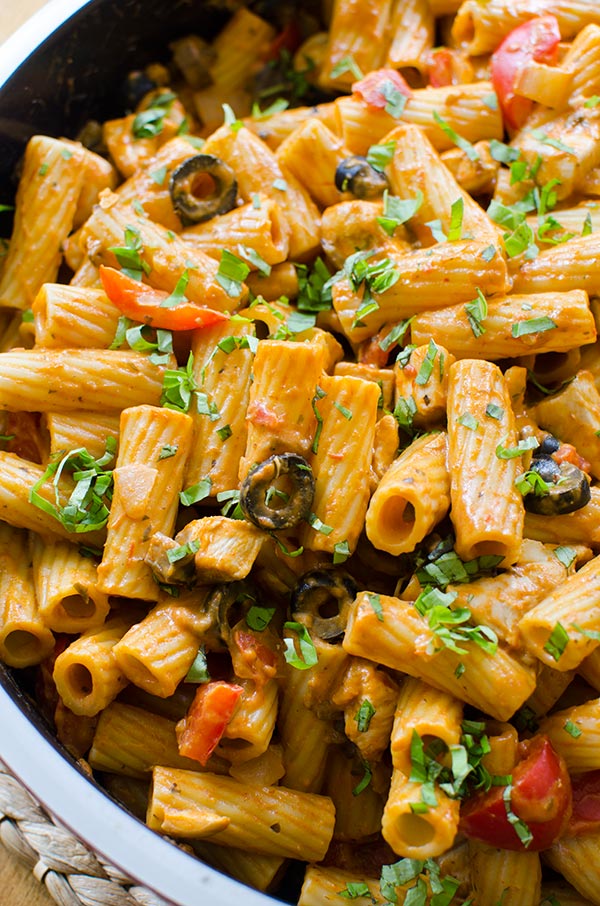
[1,5,62,900]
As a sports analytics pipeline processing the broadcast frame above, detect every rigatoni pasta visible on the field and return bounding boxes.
[5,3,600,904]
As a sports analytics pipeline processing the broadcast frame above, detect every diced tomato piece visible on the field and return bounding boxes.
[460,735,572,851]
[567,770,600,836]
[99,266,228,331]
[176,680,243,765]
[427,48,473,88]
[229,621,280,685]
[553,443,591,477]
[490,15,561,131]
[352,68,412,110]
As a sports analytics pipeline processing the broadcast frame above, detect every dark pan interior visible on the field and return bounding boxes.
[0,0,232,202]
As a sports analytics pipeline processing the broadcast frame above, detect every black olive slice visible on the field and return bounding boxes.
[291,568,357,640]
[240,453,315,531]
[169,154,238,225]
[524,457,591,516]
[204,580,256,647]
[535,434,561,456]
[334,156,389,199]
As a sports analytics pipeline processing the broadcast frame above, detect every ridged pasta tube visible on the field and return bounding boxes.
[97,405,193,601]
[148,767,336,860]
[366,432,450,556]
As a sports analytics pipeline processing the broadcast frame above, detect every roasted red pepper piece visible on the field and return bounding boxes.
[99,265,227,331]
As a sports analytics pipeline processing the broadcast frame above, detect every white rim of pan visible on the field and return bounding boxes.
[0,2,278,904]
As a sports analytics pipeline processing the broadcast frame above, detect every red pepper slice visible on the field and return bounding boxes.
[176,680,243,765]
[460,734,572,851]
[99,266,228,331]
[352,68,412,110]
[490,15,561,131]
[567,770,600,836]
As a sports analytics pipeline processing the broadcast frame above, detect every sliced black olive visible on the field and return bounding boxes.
[240,453,315,531]
[524,456,591,516]
[291,568,357,640]
[124,71,158,110]
[169,154,238,225]
[334,156,389,199]
[535,434,561,456]
[204,581,257,647]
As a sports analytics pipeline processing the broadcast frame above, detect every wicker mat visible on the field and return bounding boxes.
[0,761,170,906]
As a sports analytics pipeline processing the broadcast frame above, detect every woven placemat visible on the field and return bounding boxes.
[0,761,172,906]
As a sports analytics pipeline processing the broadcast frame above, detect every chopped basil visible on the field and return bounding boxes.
[185,646,210,683]
[564,719,582,739]
[504,222,538,259]
[352,759,372,796]
[554,546,577,569]
[512,316,557,337]
[251,97,289,119]
[272,177,288,192]
[366,140,396,172]
[379,79,407,117]
[465,288,487,338]
[296,257,333,314]
[217,488,244,520]
[28,439,116,534]
[283,621,318,669]
[354,699,376,733]
[393,395,417,435]
[109,225,151,281]
[338,882,372,900]
[433,112,478,161]
[330,54,364,81]
[333,540,351,564]
[307,513,334,535]
[216,424,232,442]
[21,309,34,323]
[246,605,276,631]
[530,128,576,156]
[179,477,212,506]
[414,586,498,656]
[158,444,178,460]
[377,189,423,236]
[482,92,498,110]
[161,269,190,308]
[38,162,49,176]
[415,541,503,590]
[489,140,521,165]
[150,165,168,186]
[544,622,569,661]
[585,95,600,108]
[379,318,413,351]
[216,249,250,297]
[457,412,478,430]
[132,91,177,139]
[222,103,243,132]
[515,469,550,497]
[311,385,327,453]
[503,785,533,847]
[415,339,439,386]
[481,244,497,261]
[495,436,539,459]
[333,401,353,420]
[237,245,271,277]
[485,403,504,420]
[167,540,200,563]
[367,592,384,622]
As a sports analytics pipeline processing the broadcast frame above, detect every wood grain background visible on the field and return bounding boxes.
[1,7,71,904]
